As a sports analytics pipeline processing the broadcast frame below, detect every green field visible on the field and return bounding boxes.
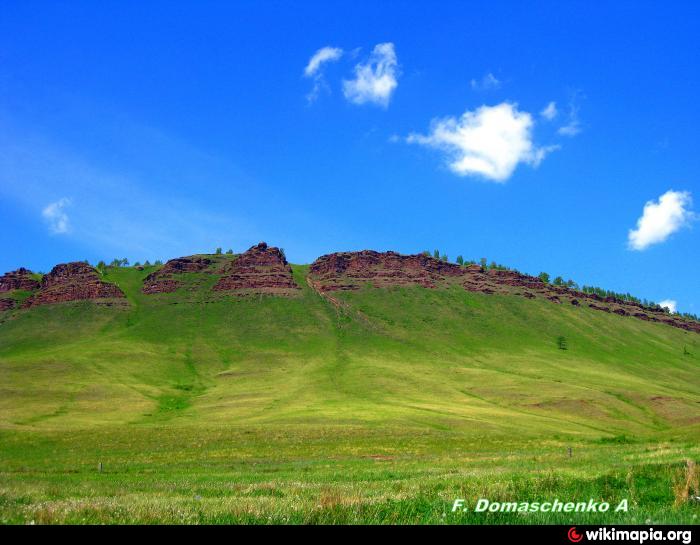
[0,263,698,524]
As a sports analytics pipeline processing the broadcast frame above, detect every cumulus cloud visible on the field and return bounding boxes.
[541,101,558,121]
[470,72,501,91]
[343,42,399,107]
[406,102,558,182]
[658,299,677,314]
[628,190,694,250]
[42,197,72,234]
[303,46,344,103]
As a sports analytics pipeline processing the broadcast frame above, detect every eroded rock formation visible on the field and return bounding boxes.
[308,250,463,291]
[308,249,700,334]
[213,242,298,294]
[460,266,700,333]
[0,268,40,292]
[142,256,213,294]
[3,245,697,334]
[23,262,125,307]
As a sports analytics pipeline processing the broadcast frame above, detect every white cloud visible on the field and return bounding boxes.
[558,121,581,136]
[658,299,677,314]
[541,101,558,121]
[304,46,344,77]
[406,102,558,182]
[531,144,561,165]
[343,42,399,107]
[557,92,583,136]
[42,197,71,234]
[470,73,501,91]
[303,46,344,103]
[628,190,694,250]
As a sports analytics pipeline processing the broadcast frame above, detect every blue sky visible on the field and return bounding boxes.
[1,1,698,313]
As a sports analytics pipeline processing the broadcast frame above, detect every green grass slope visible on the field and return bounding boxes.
[0,263,698,524]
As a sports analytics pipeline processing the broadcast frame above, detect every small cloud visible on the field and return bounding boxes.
[470,72,501,91]
[406,102,557,182]
[42,197,72,234]
[541,101,558,121]
[557,91,584,136]
[658,299,677,314]
[343,42,399,107]
[531,144,561,165]
[303,46,344,103]
[558,122,581,136]
[628,190,694,250]
[304,46,343,78]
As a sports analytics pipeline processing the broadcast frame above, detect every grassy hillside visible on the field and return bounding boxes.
[0,263,698,524]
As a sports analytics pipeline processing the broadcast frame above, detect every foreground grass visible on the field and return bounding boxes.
[0,426,698,524]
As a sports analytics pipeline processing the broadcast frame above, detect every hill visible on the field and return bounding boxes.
[0,243,698,524]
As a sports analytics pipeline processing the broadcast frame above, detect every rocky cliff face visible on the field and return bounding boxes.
[23,262,125,307]
[308,249,700,334]
[2,245,697,335]
[309,250,463,291]
[213,242,299,294]
[142,256,213,294]
[0,268,40,292]
[461,266,700,334]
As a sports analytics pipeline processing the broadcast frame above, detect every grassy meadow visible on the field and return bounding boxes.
[0,263,698,524]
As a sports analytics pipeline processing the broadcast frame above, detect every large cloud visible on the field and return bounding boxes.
[406,102,558,182]
[343,43,398,107]
[628,190,694,250]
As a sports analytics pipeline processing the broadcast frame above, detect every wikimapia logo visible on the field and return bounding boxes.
[568,527,584,542]
[571,527,693,544]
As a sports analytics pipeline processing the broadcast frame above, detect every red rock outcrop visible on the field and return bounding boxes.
[5,246,698,335]
[142,256,213,294]
[309,250,463,291]
[23,262,125,307]
[307,250,699,334]
[464,268,553,295]
[460,265,700,334]
[214,242,299,294]
[305,250,696,333]
[0,268,40,292]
